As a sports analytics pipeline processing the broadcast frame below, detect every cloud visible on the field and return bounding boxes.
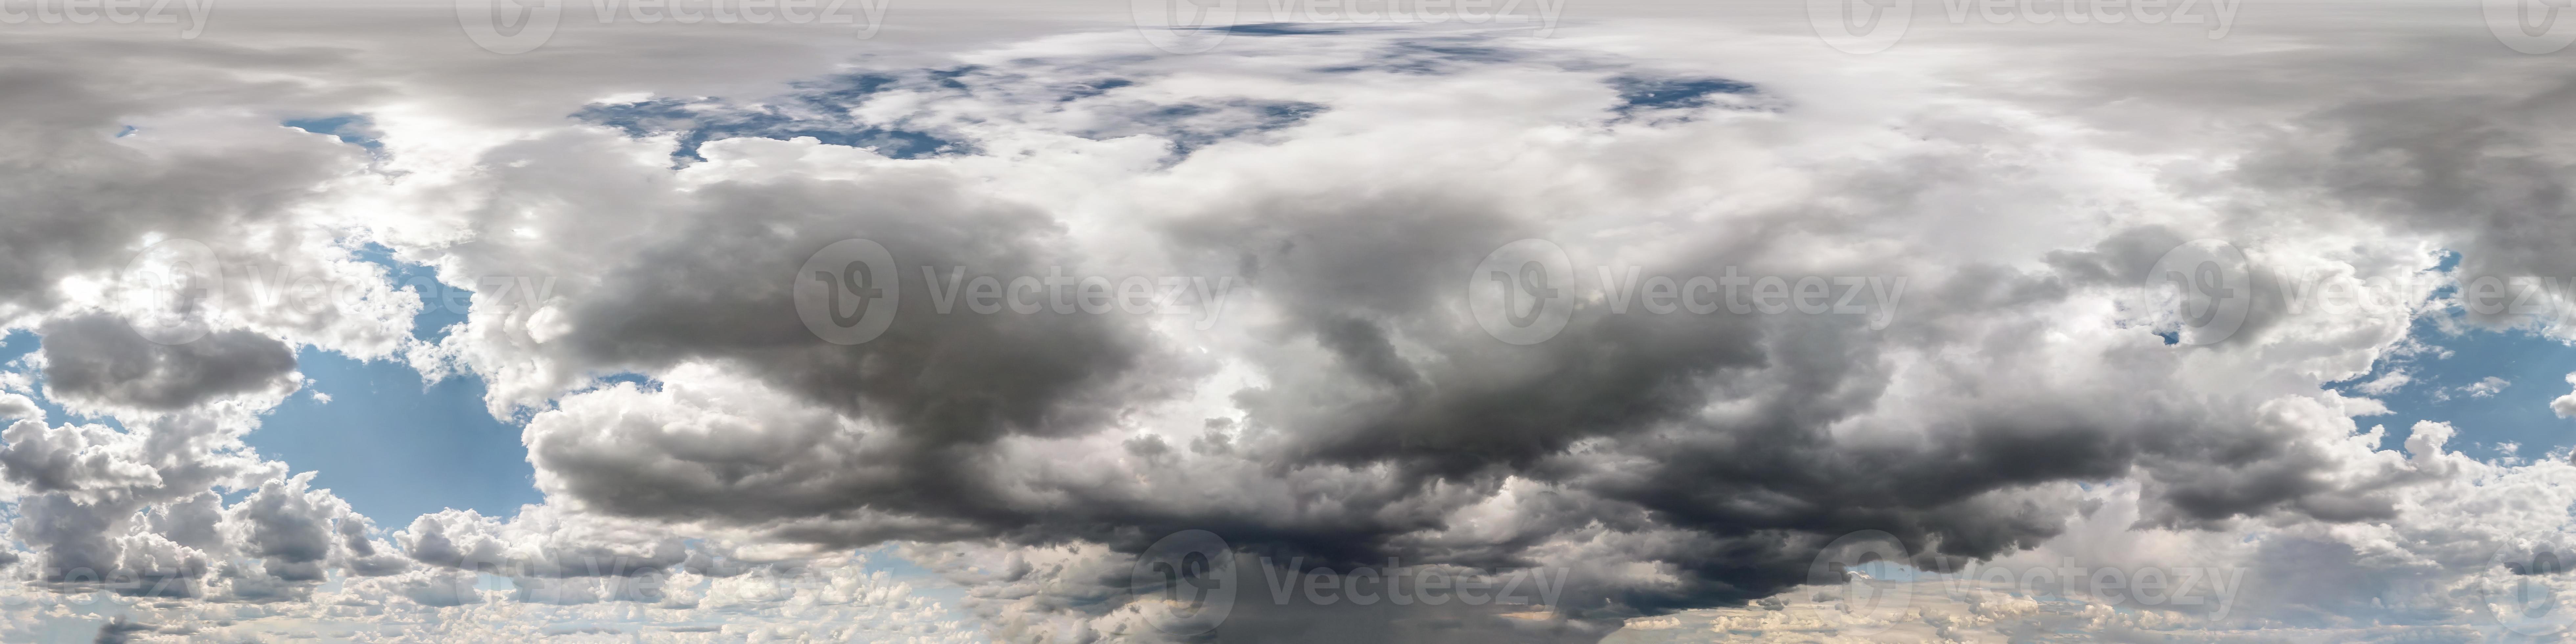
[38,313,299,415]
[2554,373,2576,419]
[0,9,2572,644]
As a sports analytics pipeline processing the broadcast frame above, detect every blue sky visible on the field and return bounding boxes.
[2333,316,2576,461]
[244,350,542,526]
[231,246,545,525]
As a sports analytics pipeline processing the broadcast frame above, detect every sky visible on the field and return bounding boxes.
[7,1,2576,643]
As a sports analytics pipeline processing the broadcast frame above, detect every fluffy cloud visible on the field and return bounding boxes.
[0,6,2571,643]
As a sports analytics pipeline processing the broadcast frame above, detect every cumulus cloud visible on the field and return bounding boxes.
[37,313,300,415]
[0,4,2573,643]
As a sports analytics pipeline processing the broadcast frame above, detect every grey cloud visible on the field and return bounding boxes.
[39,313,299,413]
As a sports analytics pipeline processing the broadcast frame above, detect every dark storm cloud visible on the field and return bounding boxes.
[39,313,298,413]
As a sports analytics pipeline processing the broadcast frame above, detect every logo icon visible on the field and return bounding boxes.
[1799,530,1914,635]
[2489,0,2576,54]
[2485,529,2576,636]
[2141,239,2250,346]
[1130,0,1238,54]
[457,0,564,55]
[795,239,900,345]
[1131,530,1237,635]
[1807,0,1912,55]
[1469,239,1575,345]
[120,238,223,345]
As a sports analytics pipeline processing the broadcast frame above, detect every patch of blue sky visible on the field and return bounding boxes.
[282,114,385,152]
[351,242,468,341]
[244,348,542,527]
[1315,37,1518,75]
[1059,78,1134,103]
[2330,314,2576,461]
[1609,76,1765,117]
[227,245,540,525]
[570,70,965,165]
[1216,23,1355,36]
[1081,99,1326,159]
[2327,250,2574,460]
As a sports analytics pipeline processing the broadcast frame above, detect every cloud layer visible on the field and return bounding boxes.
[1,5,2573,643]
